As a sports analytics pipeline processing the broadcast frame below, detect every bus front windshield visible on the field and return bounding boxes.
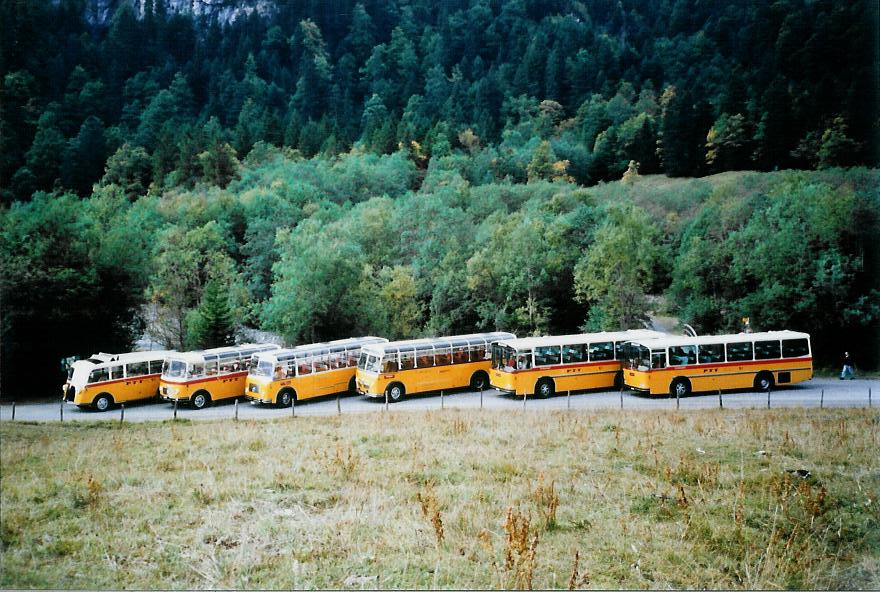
[248,357,274,377]
[623,344,651,370]
[162,359,187,379]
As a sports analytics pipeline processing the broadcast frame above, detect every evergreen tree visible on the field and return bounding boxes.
[188,278,236,349]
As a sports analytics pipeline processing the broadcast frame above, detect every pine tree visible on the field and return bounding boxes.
[189,279,235,349]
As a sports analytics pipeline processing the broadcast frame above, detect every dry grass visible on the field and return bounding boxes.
[1,408,879,589]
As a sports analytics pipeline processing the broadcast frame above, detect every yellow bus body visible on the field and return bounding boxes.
[63,351,174,410]
[356,332,515,401]
[161,371,251,403]
[622,331,812,396]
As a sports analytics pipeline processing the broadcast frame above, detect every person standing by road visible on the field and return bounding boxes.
[840,351,855,380]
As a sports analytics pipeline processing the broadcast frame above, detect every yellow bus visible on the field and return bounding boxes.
[245,336,388,406]
[621,330,812,396]
[62,350,175,411]
[159,343,280,409]
[356,332,516,402]
[489,330,666,397]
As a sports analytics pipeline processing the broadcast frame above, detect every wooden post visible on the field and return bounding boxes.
[767,387,771,409]
[869,388,872,409]
[120,403,125,424]
[676,389,680,410]
[173,398,178,420]
[441,390,444,410]
[337,393,341,416]
[291,396,295,418]
[718,390,723,409]
[234,399,239,421]
[567,390,571,410]
[384,390,388,412]
[522,391,527,411]
[619,388,623,409]
[820,389,824,409]
[479,386,483,410]
[11,401,15,421]
[60,399,63,423]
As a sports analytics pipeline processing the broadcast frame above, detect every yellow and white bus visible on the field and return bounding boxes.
[62,350,175,411]
[621,330,812,396]
[245,336,388,406]
[356,332,516,402]
[159,343,280,409]
[489,330,666,397]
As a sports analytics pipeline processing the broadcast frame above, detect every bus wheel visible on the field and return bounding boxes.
[192,391,211,410]
[277,389,294,408]
[386,383,405,403]
[470,371,489,391]
[93,393,113,412]
[536,378,555,399]
[671,378,690,398]
[754,372,774,392]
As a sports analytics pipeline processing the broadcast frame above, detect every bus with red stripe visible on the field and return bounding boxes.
[489,330,666,398]
[63,350,175,411]
[621,331,812,396]
[159,343,280,409]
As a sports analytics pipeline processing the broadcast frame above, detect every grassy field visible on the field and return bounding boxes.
[1,408,878,589]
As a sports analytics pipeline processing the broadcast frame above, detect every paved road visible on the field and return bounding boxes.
[1,378,876,424]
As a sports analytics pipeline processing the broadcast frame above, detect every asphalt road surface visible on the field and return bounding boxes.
[1,378,877,424]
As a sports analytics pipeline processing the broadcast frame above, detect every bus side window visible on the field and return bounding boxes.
[589,342,614,361]
[381,356,397,373]
[109,365,122,380]
[434,347,452,366]
[726,342,753,362]
[298,357,313,375]
[781,339,809,358]
[416,348,434,368]
[669,345,696,365]
[651,350,667,369]
[205,359,218,376]
[148,360,160,374]
[754,340,781,360]
[517,352,532,370]
[563,344,587,364]
[453,346,469,364]
[473,344,488,360]
[535,346,561,366]
[189,363,205,378]
[400,351,415,370]
[127,361,149,377]
[89,367,110,383]
[698,344,725,364]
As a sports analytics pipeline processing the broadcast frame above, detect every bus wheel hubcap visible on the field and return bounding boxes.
[97,398,108,410]
[195,395,204,407]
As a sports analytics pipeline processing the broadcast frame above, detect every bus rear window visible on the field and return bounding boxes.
[755,340,781,360]
[726,342,753,362]
[781,339,809,358]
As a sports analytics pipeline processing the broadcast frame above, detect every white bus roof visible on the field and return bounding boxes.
[257,337,388,362]
[80,350,176,366]
[497,330,667,351]
[624,331,811,349]
[168,343,280,364]
[362,332,516,355]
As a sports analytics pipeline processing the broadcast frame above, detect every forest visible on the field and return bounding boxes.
[1,0,878,396]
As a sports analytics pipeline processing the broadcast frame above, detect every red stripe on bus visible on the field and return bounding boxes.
[499,360,618,375]
[161,371,250,385]
[84,372,161,387]
[643,356,812,372]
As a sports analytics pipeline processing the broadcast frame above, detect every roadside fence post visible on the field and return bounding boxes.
[173,398,178,420]
[120,403,125,424]
[869,388,872,409]
[567,390,571,411]
[11,401,15,421]
[291,396,295,418]
[676,389,680,410]
[60,399,64,423]
[522,391,527,411]
[767,387,771,409]
[820,389,824,409]
[234,399,239,421]
[441,390,444,410]
[619,388,623,409]
[337,392,341,416]
[718,390,723,409]
[479,386,483,410]
[384,390,389,412]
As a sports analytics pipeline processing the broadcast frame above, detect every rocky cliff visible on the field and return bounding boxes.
[80,0,275,26]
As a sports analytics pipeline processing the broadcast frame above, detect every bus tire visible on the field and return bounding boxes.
[536,378,555,399]
[386,383,405,403]
[671,378,691,398]
[277,389,295,408]
[754,372,774,392]
[348,376,357,395]
[192,390,211,410]
[470,371,489,391]
[93,393,113,412]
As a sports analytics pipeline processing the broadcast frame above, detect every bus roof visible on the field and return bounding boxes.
[168,343,280,363]
[624,330,811,349]
[257,336,388,362]
[81,350,176,366]
[496,330,667,351]
[362,332,516,355]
